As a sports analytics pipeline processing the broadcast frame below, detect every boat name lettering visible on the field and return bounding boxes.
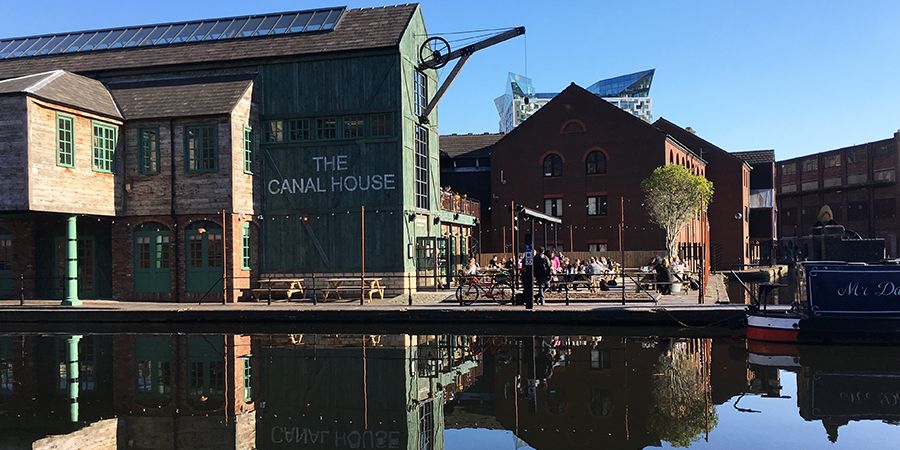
[835,281,900,297]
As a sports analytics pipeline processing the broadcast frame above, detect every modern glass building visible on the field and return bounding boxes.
[494,69,655,132]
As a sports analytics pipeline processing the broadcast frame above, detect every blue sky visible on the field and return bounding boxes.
[4,0,898,159]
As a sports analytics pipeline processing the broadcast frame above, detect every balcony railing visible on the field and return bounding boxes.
[440,190,480,219]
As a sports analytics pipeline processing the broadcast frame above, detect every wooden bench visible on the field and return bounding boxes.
[322,278,385,302]
[250,277,304,301]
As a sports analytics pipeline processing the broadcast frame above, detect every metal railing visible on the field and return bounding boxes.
[439,191,480,218]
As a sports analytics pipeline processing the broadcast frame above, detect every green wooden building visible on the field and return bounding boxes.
[0,4,478,302]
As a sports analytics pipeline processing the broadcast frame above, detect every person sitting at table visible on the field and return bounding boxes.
[590,257,603,275]
[655,258,674,295]
[465,257,479,276]
[488,256,500,269]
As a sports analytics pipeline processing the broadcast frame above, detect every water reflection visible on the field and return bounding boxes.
[0,333,897,449]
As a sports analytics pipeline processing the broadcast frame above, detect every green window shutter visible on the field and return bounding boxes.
[139,128,160,175]
[91,121,117,173]
[243,126,253,174]
[56,114,75,168]
[185,124,217,172]
[241,223,251,270]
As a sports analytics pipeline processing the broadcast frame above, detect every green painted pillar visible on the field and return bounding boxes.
[66,335,81,423]
[62,215,81,306]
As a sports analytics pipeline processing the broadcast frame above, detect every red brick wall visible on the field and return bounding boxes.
[0,217,37,298]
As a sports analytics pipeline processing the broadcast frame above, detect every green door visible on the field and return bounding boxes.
[185,223,224,293]
[0,230,11,297]
[134,225,172,293]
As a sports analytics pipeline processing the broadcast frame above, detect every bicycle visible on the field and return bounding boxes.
[456,271,513,306]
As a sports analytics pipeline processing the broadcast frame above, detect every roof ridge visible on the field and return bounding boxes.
[24,69,64,93]
[0,69,59,86]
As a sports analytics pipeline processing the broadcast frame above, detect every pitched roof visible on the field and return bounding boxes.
[440,133,504,158]
[0,5,418,79]
[0,69,121,118]
[733,149,775,165]
[653,117,742,166]
[108,77,252,119]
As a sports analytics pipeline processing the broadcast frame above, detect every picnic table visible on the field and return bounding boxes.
[250,277,304,301]
[322,278,385,302]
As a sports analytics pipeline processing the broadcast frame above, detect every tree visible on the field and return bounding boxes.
[640,165,714,259]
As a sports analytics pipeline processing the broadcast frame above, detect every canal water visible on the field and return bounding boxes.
[0,333,897,449]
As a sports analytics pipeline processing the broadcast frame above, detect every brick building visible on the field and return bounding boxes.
[776,131,900,256]
[0,5,479,302]
[487,84,709,264]
[654,118,752,270]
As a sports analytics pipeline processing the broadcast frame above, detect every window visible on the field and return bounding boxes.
[0,360,13,393]
[588,243,608,252]
[139,128,159,174]
[875,198,896,220]
[590,348,611,369]
[781,183,797,193]
[265,120,284,143]
[415,125,429,209]
[418,401,434,450]
[847,148,867,164]
[343,115,364,138]
[370,113,393,137]
[561,120,585,134]
[316,117,337,139]
[544,198,563,217]
[414,70,428,117]
[242,355,253,403]
[824,154,841,168]
[590,389,613,416]
[92,122,117,173]
[56,113,74,167]
[847,201,868,222]
[185,125,216,172]
[287,118,310,141]
[587,195,607,216]
[781,163,796,176]
[802,158,818,172]
[243,126,253,174]
[874,168,896,182]
[543,154,562,177]
[875,143,894,159]
[0,232,10,271]
[241,222,251,270]
[585,151,607,175]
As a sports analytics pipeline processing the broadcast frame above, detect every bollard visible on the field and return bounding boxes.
[312,273,317,306]
[408,273,413,306]
[20,273,25,306]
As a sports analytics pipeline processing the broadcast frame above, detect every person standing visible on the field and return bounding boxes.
[534,247,552,305]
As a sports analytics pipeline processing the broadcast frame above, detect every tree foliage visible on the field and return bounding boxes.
[640,165,714,259]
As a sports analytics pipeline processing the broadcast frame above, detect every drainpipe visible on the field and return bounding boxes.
[61,215,81,306]
[170,120,180,302]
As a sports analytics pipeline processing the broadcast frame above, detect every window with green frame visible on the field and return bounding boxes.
[139,128,159,174]
[288,118,310,141]
[185,125,216,172]
[56,113,74,167]
[241,222,251,270]
[92,122,117,173]
[243,126,253,174]
[264,120,284,143]
[316,118,337,139]
[242,355,253,403]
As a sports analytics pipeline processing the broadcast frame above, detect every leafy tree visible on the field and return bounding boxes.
[640,165,714,259]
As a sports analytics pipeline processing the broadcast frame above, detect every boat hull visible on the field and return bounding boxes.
[747,314,800,343]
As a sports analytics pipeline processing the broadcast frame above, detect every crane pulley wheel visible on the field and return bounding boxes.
[419,36,451,69]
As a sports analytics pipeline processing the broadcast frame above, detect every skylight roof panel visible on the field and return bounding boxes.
[220,19,246,40]
[187,22,214,42]
[238,17,263,37]
[289,13,314,33]
[271,14,296,34]
[304,11,328,31]
[0,7,345,60]
[172,23,200,43]
[255,15,280,36]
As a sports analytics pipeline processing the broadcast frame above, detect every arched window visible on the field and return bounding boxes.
[135,335,173,407]
[585,151,607,175]
[543,154,563,177]
[560,119,586,134]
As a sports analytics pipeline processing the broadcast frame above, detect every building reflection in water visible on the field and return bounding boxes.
[0,333,898,448]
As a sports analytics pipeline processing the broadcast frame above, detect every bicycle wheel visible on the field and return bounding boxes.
[457,284,479,306]
[493,281,513,305]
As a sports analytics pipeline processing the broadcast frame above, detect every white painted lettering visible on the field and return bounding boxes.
[268,180,282,195]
